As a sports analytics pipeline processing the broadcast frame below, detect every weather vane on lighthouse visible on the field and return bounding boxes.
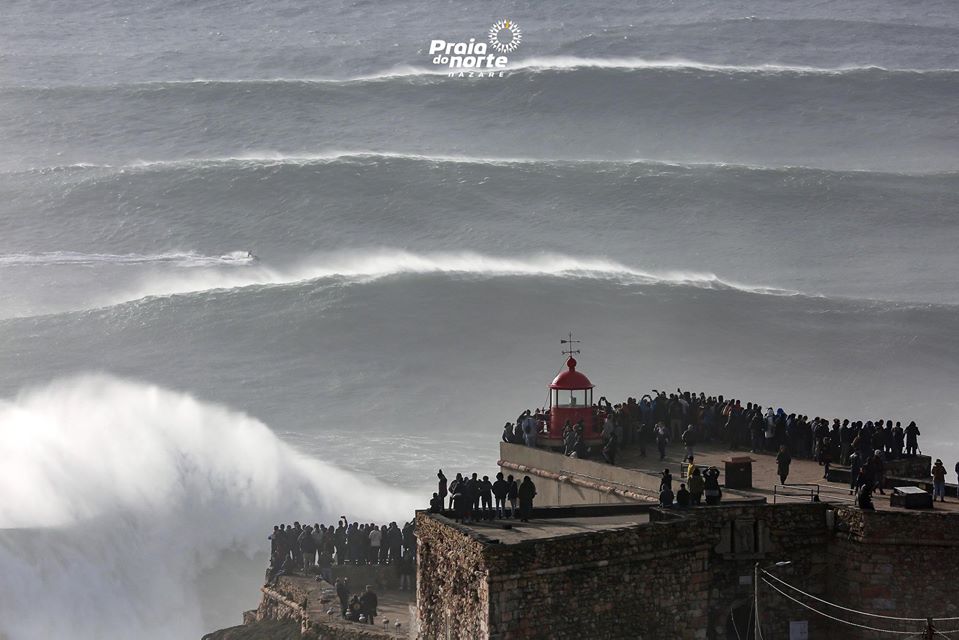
[560,332,580,357]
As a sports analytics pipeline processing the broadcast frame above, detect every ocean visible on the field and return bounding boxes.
[1,1,958,637]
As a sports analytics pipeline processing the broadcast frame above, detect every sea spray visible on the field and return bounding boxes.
[99,249,794,310]
[0,375,417,639]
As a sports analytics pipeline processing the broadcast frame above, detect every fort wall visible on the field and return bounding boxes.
[416,503,833,639]
[415,515,491,639]
[826,507,959,627]
[498,442,661,504]
[415,502,959,639]
[237,576,399,640]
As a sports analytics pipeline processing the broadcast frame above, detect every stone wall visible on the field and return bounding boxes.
[247,577,398,640]
[331,564,412,592]
[498,442,662,505]
[828,455,934,490]
[884,455,931,480]
[416,503,832,639]
[825,507,959,637]
[415,514,492,639]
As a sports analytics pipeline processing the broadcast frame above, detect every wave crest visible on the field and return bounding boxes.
[0,374,417,638]
[14,150,946,179]
[8,56,958,92]
[97,249,798,309]
[0,250,255,268]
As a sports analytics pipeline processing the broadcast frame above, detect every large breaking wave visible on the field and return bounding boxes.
[3,58,955,174]
[0,375,417,639]
[7,56,959,90]
[13,150,959,177]
[97,249,800,309]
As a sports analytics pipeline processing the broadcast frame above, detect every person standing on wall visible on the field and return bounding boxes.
[517,475,537,522]
[479,475,494,520]
[359,585,378,625]
[676,483,690,507]
[688,467,704,505]
[492,472,508,519]
[776,445,792,485]
[448,473,462,510]
[655,422,669,461]
[506,474,519,518]
[299,525,317,572]
[820,437,833,479]
[905,421,920,457]
[872,450,886,495]
[336,577,350,618]
[704,467,722,505]
[368,524,382,565]
[681,424,696,462]
[660,468,672,493]
[932,459,947,503]
[437,469,447,508]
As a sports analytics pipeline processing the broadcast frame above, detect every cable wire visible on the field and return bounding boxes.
[729,606,743,640]
[762,569,959,623]
[761,578,922,635]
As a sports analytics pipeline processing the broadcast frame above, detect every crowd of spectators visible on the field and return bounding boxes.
[265,517,416,623]
[431,469,538,523]
[501,388,952,508]
[504,389,927,465]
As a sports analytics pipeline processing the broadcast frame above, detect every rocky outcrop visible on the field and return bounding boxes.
[202,620,301,640]
[204,576,399,640]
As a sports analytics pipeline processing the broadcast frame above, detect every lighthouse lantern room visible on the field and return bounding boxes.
[544,334,601,446]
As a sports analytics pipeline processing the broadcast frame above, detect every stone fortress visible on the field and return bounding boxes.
[414,442,959,639]
[214,352,959,639]
[225,438,959,640]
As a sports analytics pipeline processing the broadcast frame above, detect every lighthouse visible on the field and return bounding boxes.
[543,334,603,448]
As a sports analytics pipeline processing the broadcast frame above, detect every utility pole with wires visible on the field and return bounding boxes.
[754,562,762,640]
[924,617,935,640]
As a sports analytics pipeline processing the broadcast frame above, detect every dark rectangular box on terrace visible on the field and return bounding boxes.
[890,486,933,509]
[723,457,754,490]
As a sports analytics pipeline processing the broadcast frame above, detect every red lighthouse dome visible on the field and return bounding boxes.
[550,357,594,391]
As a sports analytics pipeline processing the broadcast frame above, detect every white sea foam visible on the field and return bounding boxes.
[15,150,945,178]
[0,374,417,639]
[10,55,953,93]
[99,249,798,309]
[147,57,959,84]
[0,250,254,268]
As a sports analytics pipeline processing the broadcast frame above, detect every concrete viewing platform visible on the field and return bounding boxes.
[441,503,653,544]
[498,441,959,512]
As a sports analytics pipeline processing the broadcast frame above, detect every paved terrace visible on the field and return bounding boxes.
[500,441,959,512]
[446,504,654,544]
[622,441,959,512]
